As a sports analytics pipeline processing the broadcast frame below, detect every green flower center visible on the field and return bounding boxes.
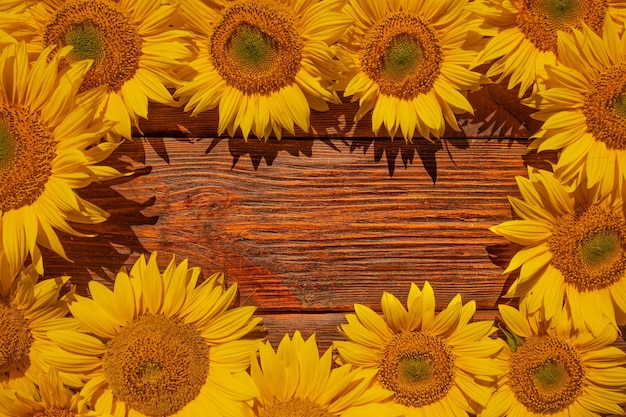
[509,336,584,414]
[228,23,277,73]
[259,398,334,417]
[550,204,626,291]
[534,360,567,390]
[43,0,143,93]
[516,0,607,52]
[580,229,622,270]
[0,300,33,373]
[103,314,209,417]
[139,360,164,381]
[544,0,579,19]
[584,65,626,150]
[378,332,454,407]
[211,1,302,95]
[62,22,105,63]
[360,12,442,100]
[381,34,423,85]
[0,104,55,213]
[612,93,626,118]
[401,355,431,382]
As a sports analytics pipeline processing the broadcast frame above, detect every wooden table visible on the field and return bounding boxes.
[41,83,625,357]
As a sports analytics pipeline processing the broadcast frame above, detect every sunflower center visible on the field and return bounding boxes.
[360,12,442,100]
[43,0,143,93]
[515,0,607,52]
[229,24,277,72]
[0,300,33,373]
[210,0,302,95]
[0,104,55,213]
[33,410,75,417]
[509,336,584,413]
[584,65,626,150]
[259,398,334,417]
[103,314,209,417]
[549,204,626,291]
[378,332,454,407]
[62,22,105,63]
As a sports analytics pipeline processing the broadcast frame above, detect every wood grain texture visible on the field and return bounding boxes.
[37,85,626,365]
[45,137,536,310]
[140,83,542,139]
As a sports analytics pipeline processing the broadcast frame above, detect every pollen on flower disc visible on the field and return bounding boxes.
[43,0,143,93]
[515,0,607,52]
[103,314,209,417]
[259,398,334,417]
[509,335,584,413]
[378,332,455,407]
[359,12,442,100]
[584,64,626,150]
[0,300,33,373]
[0,105,55,212]
[33,410,75,417]
[210,0,302,95]
[549,204,626,291]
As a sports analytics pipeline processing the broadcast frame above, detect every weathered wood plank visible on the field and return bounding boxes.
[257,311,626,353]
[42,136,543,314]
[139,83,541,139]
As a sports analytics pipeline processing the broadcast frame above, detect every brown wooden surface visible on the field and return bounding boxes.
[39,84,626,358]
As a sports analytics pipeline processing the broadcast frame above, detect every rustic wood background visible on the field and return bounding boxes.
[40,82,626,362]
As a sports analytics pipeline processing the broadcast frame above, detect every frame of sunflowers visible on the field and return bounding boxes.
[1,0,626,416]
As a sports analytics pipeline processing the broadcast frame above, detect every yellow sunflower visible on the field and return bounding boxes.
[334,281,502,416]
[469,0,626,98]
[174,0,352,140]
[0,0,192,140]
[490,167,626,333]
[0,41,125,275]
[530,20,626,195]
[0,251,84,390]
[0,368,100,417]
[483,299,626,417]
[249,331,401,417]
[47,253,262,417]
[338,0,485,142]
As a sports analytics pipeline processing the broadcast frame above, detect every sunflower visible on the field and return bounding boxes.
[0,0,192,140]
[530,20,626,195]
[0,368,98,417]
[249,331,401,417]
[490,166,626,333]
[0,250,84,390]
[334,281,502,416]
[174,0,352,140]
[469,0,626,98]
[337,0,485,142]
[482,299,626,417]
[0,41,126,275]
[47,253,262,417]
